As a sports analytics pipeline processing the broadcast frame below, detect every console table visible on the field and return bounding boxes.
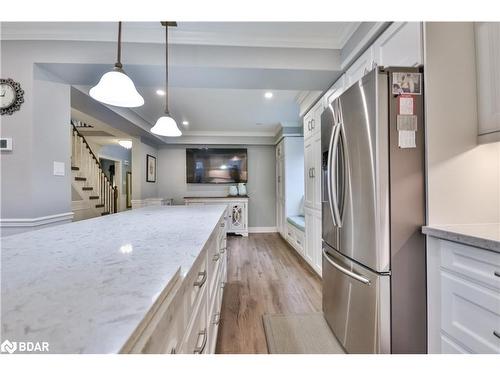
[184,196,249,237]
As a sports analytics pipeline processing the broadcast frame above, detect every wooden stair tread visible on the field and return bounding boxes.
[95,204,105,208]
[82,187,93,191]
[74,177,86,181]
[101,212,110,216]
[71,166,79,171]
[89,196,99,200]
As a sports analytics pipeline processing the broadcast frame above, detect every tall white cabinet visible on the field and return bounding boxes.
[303,99,325,276]
[475,22,500,142]
[276,136,304,239]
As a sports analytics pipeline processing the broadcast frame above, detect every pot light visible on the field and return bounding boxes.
[118,140,132,149]
[151,21,182,137]
[182,120,189,126]
[156,89,165,96]
[89,22,144,108]
[264,92,273,99]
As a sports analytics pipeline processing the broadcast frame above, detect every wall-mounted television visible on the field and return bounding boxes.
[186,148,248,184]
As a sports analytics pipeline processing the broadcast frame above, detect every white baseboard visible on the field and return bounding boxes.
[248,226,277,233]
[0,212,74,237]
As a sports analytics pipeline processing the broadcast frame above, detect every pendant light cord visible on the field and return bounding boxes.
[115,22,123,69]
[165,24,169,115]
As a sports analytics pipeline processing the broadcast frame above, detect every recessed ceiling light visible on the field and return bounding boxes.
[182,121,189,126]
[264,92,273,99]
[118,140,133,149]
[156,89,166,96]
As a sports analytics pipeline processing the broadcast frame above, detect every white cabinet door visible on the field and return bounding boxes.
[228,203,246,232]
[311,209,322,276]
[304,138,314,209]
[312,134,322,211]
[304,208,315,266]
[373,22,423,68]
[345,47,375,89]
[303,111,314,140]
[475,22,500,136]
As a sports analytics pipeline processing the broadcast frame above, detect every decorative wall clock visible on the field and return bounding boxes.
[1,78,24,115]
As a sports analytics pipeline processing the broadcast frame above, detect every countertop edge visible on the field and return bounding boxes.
[118,207,227,353]
[422,226,500,254]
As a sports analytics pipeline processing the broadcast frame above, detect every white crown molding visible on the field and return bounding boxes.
[1,22,360,50]
[341,22,388,70]
[0,212,74,228]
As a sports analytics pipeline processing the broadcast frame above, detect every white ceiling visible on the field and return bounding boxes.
[2,22,361,49]
[133,88,301,135]
[4,22,362,139]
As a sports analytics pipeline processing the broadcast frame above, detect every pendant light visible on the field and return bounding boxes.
[151,22,182,137]
[89,22,144,108]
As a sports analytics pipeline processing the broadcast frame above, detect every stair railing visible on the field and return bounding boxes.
[71,122,118,214]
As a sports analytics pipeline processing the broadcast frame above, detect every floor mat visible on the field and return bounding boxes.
[262,312,346,354]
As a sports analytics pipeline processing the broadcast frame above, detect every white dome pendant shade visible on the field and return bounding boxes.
[89,68,144,107]
[89,22,144,108]
[151,21,182,137]
[151,114,182,136]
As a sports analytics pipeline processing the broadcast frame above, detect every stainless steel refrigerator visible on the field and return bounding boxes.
[321,67,427,354]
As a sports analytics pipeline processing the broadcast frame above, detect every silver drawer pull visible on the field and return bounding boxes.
[296,240,301,245]
[220,222,225,228]
[220,281,226,289]
[193,328,207,354]
[494,331,500,340]
[212,312,221,325]
[213,253,220,262]
[494,271,500,278]
[220,247,226,254]
[193,271,207,288]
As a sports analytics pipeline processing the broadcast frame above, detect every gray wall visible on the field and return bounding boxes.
[131,138,159,200]
[1,42,71,219]
[424,22,500,225]
[157,145,276,228]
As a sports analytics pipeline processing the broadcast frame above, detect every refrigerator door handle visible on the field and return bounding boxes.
[328,119,343,228]
[327,120,339,227]
[322,248,371,285]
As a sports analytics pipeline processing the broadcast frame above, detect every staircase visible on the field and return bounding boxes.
[71,122,117,217]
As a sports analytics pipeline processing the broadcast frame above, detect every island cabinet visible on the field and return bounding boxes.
[123,213,228,354]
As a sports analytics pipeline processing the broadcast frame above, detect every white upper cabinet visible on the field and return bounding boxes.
[475,22,500,139]
[345,47,375,88]
[373,22,423,68]
[303,99,324,140]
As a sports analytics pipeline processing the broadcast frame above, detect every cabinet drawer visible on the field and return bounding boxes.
[440,240,500,291]
[180,288,208,354]
[138,288,185,354]
[441,272,500,353]
[286,223,304,253]
[207,277,223,354]
[184,247,208,315]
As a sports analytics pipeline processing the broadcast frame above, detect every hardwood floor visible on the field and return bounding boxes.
[215,233,322,354]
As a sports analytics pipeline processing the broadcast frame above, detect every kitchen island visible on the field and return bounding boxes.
[1,205,228,354]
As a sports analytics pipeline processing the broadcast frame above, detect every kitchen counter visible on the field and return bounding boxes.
[422,223,500,253]
[1,205,226,353]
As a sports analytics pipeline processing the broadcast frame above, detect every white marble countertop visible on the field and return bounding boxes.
[1,205,226,353]
[422,223,500,253]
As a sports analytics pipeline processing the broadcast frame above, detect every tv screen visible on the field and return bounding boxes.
[186,148,248,184]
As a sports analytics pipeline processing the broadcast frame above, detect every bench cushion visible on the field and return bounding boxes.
[287,215,305,232]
